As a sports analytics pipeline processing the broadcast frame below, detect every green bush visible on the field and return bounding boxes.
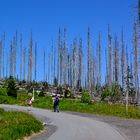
[81,90,92,104]
[101,88,110,101]
[38,90,45,97]
[0,88,7,96]
[7,76,17,98]
[54,77,58,87]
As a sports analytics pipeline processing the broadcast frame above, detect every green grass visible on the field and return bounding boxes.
[0,87,140,119]
[59,99,140,119]
[33,97,140,119]
[0,108,43,140]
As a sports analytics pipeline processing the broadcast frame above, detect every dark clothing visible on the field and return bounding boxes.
[54,97,59,112]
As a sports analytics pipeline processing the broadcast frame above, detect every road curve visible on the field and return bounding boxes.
[0,104,127,140]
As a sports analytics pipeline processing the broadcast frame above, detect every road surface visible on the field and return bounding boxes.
[0,104,127,140]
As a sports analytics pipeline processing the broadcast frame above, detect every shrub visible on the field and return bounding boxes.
[38,90,45,97]
[7,76,17,98]
[81,90,92,104]
[101,88,110,101]
[54,77,58,87]
[0,88,7,96]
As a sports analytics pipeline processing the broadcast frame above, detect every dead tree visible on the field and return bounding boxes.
[54,46,56,80]
[114,35,119,84]
[97,33,101,87]
[87,27,91,91]
[20,34,23,81]
[34,43,37,81]
[121,29,125,90]
[57,28,61,84]
[43,49,46,81]
[137,0,140,104]
[63,28,68,85]
[2,33,5,78]
[28,32,33,82]
[0,40,2,79]
[9,41,14,77]
[23,47,26,81]
[108,25,112,89]
[133,21,139,102]
[73,38,77,87]
[78,37,83,88]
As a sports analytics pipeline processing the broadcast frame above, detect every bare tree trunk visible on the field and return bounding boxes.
[57,28,61,85]
[105,47,108,85]
[58,29,63,85]
[126,45,129,115]
[2,33,5,78]
[54,46,56,80]
[51,39,53,84]
[114,35,119,84]
[121,29,125,91]
[34,43,37,81]
[10,41,13,77]
[23,47,26,81]
[73,38,77,87]
[43,49,46,81]
[87,27,91,91]
[108,25,112,89]
[48,53,50,84]
[20,34,23,81]
[78,37,83,88]
[28,32,33,82]
[97,33,101,87]
[63,28,67,85]
[0,41,2,79]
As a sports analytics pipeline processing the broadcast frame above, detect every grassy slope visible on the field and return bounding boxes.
[33,97,140,119]
[0,108,43,140]
[0,88,140,119]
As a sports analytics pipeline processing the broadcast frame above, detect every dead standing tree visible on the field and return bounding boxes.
[137,0,140,104]
[133,21,139,102]
[78,37,83,88]
[28,32,33,82]
[20,34,23,81]
[23,47,26,81]
[87,28,92,92]
[121,29,125,91]
[96,33,101,94]
[34,43,37,81]
[108,25,112,89]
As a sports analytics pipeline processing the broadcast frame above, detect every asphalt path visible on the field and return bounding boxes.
[0,104,127,140]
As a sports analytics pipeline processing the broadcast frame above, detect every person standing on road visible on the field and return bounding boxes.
[28,97,33,111]
[54,95,60,112]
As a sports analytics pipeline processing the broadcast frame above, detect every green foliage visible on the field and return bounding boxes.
[101,88,110,101]
[1,88,140,119]
[64,88,70,98]
[33,96,53,109]
[0,95,17,104]
[101,83,121,102]
[7,76,17,98]
[42,82,48,91]
[0,109,43,140]
[54,77,58,87]
[0,88,7,96]
[81,90,92,104]
[38,90,45,97]
[58,99,140,119]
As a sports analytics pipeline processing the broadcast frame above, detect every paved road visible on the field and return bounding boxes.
[0,104,127,140]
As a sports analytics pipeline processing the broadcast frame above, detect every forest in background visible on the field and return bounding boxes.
[0,0,140,105]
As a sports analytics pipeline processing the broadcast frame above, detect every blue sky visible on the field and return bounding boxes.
[0,0,137,82]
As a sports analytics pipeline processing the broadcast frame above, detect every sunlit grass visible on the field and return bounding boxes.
[0,108,43,140]
[0,87,140,119]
